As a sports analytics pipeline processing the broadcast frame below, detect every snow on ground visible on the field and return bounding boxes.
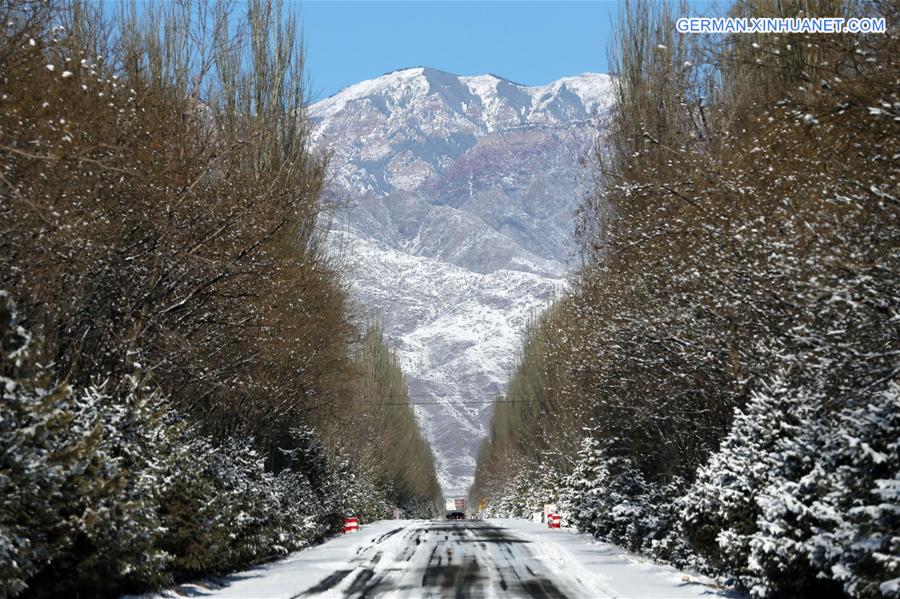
[152,518,736,599]
[153,520,410,599]
[494,518,736,599]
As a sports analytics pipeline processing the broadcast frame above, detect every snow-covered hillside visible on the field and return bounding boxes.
[314,67,613,494]
[328,226,565,491]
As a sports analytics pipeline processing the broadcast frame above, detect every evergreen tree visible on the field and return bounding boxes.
[805,384,900,598]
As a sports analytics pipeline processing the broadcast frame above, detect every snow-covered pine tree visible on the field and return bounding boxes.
[679,375,832,597]
[516,458,562,517]
[561,436,606,534]
[805,383,900,599]
[1,296,172,595]
[561,434,683,553]
[0,374,106,596]
[1,292,365,595]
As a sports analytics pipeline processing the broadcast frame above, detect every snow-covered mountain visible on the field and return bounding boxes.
[313,67,613,495]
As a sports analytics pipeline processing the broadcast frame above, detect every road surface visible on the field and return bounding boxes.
[164,519,734,598]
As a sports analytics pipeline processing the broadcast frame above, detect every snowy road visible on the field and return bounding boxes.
[166,519,733,598]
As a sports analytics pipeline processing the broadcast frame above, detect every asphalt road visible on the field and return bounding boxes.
[295,519,591,598]
[178,519,731,598]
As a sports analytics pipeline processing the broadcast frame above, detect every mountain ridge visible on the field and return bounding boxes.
[314,67,612,494]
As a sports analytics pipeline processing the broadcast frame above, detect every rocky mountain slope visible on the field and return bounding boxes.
[312,67,612,495]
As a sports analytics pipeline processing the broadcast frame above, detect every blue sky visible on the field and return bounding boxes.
[298,1,619,100]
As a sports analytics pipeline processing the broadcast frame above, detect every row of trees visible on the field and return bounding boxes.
[342,325,444,517]
[471,1,898,597]
[1,0,441,596]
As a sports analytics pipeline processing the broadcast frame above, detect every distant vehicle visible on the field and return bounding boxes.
[446,511,466,520]
[446,498,467,511]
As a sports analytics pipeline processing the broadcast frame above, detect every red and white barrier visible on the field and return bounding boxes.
[548,513,561,529]
[342,517,359,533]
